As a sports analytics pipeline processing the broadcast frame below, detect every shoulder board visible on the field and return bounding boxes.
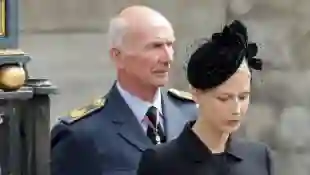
[59,97,106,125]
[167,88,194,102]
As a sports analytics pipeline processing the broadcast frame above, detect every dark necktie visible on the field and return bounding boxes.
[145,106,166,145]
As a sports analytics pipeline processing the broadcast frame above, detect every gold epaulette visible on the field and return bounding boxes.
[59,97,106,125]
[0,49,25,55]
[167,88,194,102]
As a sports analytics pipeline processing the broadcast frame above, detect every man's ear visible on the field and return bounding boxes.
[110,48,125,69]
[110,48,120,59]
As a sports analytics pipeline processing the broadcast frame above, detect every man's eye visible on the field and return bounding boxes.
[166,42,173,47]
[152,43,163,48]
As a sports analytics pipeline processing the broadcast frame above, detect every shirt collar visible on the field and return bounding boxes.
[116,82,162,123]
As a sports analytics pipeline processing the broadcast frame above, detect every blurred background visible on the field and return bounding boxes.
[20,0,310,174]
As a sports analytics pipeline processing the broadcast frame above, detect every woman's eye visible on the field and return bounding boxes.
[217,97,229,102]
[239,95,249,100]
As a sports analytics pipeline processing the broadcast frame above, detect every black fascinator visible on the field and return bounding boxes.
[186,20,262,90]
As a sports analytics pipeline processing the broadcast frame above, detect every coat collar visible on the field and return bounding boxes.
[105,83,185,151]
[105,83,152,151]
[176,121,244,163]
[104,83,196,152]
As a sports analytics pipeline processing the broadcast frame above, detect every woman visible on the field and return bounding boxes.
[137,20,274,175]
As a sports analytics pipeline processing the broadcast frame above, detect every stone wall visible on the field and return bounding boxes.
[19,0,310,174]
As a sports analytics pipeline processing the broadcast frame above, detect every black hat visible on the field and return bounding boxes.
[186,20,262,90]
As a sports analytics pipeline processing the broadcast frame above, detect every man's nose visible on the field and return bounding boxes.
[161,45,174,62]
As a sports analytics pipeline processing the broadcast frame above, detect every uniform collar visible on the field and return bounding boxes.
[176,121,244,163]
[116,82,163,123]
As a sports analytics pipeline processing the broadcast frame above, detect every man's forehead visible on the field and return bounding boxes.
[138,25,175,41]
[155,28,175,40]
[121,20,175,49]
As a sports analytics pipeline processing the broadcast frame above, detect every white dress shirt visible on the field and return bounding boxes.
[116,82,164,133]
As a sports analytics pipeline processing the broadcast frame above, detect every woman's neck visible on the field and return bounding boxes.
[192,118,229,154]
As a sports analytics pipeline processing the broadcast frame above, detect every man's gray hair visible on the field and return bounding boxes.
[107,16,129,49]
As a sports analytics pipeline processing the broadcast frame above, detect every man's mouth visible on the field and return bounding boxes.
[153,70,168,74]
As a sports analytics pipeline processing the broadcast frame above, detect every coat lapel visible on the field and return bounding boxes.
[161,90,190,141]
[106,84,152,151]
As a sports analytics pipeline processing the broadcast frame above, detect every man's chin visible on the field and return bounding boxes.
[153,78,169,87]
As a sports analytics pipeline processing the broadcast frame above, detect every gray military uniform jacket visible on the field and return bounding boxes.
[51,84,197,175]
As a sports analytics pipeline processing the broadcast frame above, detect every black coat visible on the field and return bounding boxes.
[138,122,274,175]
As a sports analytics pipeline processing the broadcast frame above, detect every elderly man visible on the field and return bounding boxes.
[51,5,197,175]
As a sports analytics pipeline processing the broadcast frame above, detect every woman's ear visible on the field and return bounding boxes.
[189,86,198,103]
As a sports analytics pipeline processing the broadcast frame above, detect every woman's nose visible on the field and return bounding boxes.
[232,100,241,116]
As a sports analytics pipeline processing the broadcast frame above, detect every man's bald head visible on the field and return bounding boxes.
[108,5,173,49]
[119,6,171,28]
[108,6,175,101]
